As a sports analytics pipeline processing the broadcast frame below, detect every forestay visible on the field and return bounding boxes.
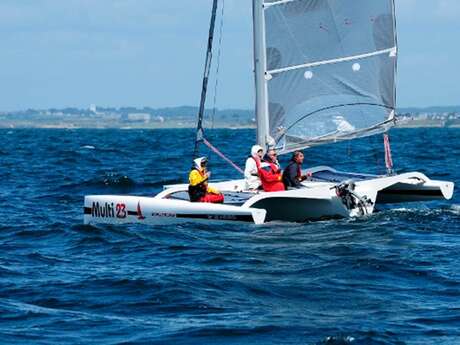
[261,0,397,153]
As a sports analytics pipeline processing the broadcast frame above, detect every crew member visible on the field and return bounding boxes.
[188,157,224,203]
[282,150,312,189]
[244,145,264,191]
[255,149,285,192]
[263,147,281,169]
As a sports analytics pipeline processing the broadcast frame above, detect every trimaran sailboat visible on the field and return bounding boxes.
[84,0,454,225]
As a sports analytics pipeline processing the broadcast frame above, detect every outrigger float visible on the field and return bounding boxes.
[84,0,454,226]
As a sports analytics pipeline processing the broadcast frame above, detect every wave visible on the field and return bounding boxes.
[316,336,356,345]
[175,325,286,338]
[59,175,184,191]
[450,204,460,215]
[70,235,112,248]
[374,204,460,219]
[0,298,132,322]
[26,252,71,264]
[59,174,136,190]
[0,128,458,344]
[0,265,25,277]
[13,228,63,239]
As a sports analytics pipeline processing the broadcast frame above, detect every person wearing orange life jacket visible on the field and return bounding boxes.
[254,148,285,192]
[188,157,224,203]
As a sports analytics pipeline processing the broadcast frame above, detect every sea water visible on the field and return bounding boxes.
[0,128,459,344]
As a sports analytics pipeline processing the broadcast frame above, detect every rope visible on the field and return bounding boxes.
[384,133,394,175]
[202,138,244,175]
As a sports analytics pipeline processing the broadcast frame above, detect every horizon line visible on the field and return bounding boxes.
[2,103,460,113]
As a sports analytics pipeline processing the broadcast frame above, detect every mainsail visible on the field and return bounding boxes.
[254,0,397,153]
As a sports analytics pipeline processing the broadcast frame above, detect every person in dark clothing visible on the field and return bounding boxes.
[282,151,311,189]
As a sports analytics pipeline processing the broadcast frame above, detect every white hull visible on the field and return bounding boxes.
[84,195,267,225]
[84,167,454,225]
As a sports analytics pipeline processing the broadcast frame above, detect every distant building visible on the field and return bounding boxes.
[127,113,151,123]
[102,113,122,121]
[89,104,97,114]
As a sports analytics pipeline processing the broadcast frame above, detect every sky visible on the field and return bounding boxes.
[0,0,459,111]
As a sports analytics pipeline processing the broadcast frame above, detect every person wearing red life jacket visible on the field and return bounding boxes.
[254,148,285,192]
[188,157,224,203]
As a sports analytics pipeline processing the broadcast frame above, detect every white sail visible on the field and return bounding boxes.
[256,0,397,153]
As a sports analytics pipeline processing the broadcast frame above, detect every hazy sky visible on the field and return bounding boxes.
[0,0,459,111]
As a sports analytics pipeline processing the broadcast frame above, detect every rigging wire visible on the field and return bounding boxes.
[192,0,243,175]
[193,0,219,159]
[203,137,244,174]
[211,0,225,130]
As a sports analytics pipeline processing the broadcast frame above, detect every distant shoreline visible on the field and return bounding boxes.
[1,105,459,130]
[0,123,256,130]
[1,124,459,130]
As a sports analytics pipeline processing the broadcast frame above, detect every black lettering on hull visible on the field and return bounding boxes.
[88,202,115,218]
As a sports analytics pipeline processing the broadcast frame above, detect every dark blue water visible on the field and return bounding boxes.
[0,128,459,345]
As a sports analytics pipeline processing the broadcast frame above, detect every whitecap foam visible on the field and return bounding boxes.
[321,335,355,344]
[81,145,95,150]
[390,207,412,212]
[450,204,460,215]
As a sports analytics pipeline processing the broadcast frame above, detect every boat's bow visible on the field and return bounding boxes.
[84,195,267,225]
[310,166,455,204]
[370,172,454,204]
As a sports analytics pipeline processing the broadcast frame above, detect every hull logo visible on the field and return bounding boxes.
[91,202,127,219]
[91,202,115,218]
[137,202,145,220]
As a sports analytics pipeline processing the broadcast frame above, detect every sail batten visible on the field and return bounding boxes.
[264,0,299,8]
[268,47,396,75]
[256,0,398,154]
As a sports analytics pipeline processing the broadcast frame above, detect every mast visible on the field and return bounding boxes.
[193,0,219,159]
[252,0,270,149]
